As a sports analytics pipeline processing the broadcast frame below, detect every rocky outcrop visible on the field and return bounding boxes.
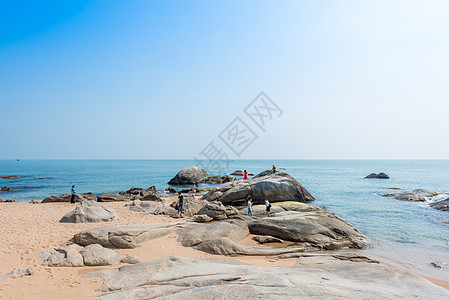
[365,172,390,179]
[192,214,213,223]
[165,187,177,194]
[431,198,449,211]
[202,171,315,206]
[41,194,87,203]
[85,256,449,299]
[248,209,370,250]
[384,189,439,202]
[168,166,208,185]
[59,200,118,223]
[0,186,31,192]
[97,193,129,202]
[196,201,228,220]
[202,175,236,184]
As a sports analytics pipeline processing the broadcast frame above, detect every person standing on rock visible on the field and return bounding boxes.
[247,197,253,216]
[70,185,76,204]
[244,170,248,180]
[272,165,276,174]
[177,192,184,216]
[265,199,271,217]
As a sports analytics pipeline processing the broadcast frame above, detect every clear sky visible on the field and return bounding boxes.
[1,0,449,159]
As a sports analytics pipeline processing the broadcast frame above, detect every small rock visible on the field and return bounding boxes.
[253,235,284,244]
[80,244,124,266]
[0,268,34,280]
[165,187,177,194]
[5,199,15,202]
[430,262,442,269]
[121,256,140,264]
[365,173,390,179]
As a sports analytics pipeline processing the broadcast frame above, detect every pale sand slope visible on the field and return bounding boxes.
[0,201,448,299]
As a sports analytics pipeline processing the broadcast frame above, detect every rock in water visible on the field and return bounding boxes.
[41,194,87,203]
[395,189,438,202]
[365,172,390,179]
[59,200,118,223]
[431,198,449,211]
[248,209,370,250]
[168,166,208,185]
[84,256,449,299]
[202,170,315,206]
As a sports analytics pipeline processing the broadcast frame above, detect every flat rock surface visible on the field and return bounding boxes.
[86,256,449,299]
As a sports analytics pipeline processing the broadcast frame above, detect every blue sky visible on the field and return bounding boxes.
[1,0,449,159]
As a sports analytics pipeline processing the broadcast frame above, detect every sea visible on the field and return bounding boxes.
[1,159,448,281]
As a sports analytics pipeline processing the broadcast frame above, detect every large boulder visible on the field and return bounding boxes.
[41,194,87,203]
[365,172,390,179]
[80,244,124,266]
[202,171,315,206]
[85,256,449,299]
[59,200,118,223]
[431,198,449,211]
[97,193,129,202]
[248,209,370,250]
[168,166,208,185]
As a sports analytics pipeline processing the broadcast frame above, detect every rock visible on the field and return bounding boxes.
[80,244,124,266]
[431,198,449,211]
[365,172,390,179]
[230,170,244,176]
[0,186,31,192]
[225,205,241,216]
[85,256,449,299]
[248,209,370,250]
[192,214,213,223]
[430,262,442,269]
[177,219,249,248]
[0,175,21,179]
[221,175,236,183]
[59,200,119,223]
[4,199,15,202]
[147,186,157,193]
[41,194,87,203]
[202,171,315,206]
[73,223,182,249]
[0,267,34,280]
[253,235,284,244]
[121,256,140,264]
[97,193,129,202]
[168,166,208,185]
[141,193,163,202]
[82,192,97,201]
[125,199,142,207]
[133,201,178,217]
[196,201,228,220]
[165,187,177,194]
[29,200,39,204]
[204,176,223,184]
[44,244,84,267]
[394,189,438,202]
[125,187,150,198]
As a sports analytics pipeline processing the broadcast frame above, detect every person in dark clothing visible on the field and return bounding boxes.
[177,192,184,216]
[70,185,76,204]
[272,165,276,174]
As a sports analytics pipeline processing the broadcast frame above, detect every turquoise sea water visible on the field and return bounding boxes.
[1,159,448,280]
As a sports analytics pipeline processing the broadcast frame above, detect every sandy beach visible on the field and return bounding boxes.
[0,199,448,299]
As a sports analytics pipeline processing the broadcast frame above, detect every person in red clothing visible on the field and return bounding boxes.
[243,169,248,180]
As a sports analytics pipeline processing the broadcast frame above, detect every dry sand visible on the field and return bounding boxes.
[0,200,447,299]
